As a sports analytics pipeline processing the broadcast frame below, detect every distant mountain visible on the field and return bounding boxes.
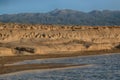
[0,9,120,26]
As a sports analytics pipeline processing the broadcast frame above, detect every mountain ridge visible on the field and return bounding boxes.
[0,9,120,26]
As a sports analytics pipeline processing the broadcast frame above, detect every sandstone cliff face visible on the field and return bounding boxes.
[0,23,120,56]
[0,47,14,56]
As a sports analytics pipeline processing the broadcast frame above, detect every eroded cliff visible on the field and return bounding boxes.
[0,23,120,56]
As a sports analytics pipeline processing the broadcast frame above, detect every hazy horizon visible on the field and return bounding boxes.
[0,0,120,14]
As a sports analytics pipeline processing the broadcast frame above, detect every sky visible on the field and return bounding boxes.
[0,0,120,14]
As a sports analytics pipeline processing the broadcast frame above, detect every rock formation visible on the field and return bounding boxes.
[0,23,120,56]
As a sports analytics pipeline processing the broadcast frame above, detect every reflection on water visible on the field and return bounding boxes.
[0,53,120,80]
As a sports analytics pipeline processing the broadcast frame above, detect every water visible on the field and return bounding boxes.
[0,53,120,80]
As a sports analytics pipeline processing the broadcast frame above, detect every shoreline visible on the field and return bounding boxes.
[0,64,93,76]
[0,49,120,75]
[1,49,120,64]
[0,63,91,75]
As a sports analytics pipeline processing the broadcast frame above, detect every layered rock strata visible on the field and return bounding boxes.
[0,23,120,56]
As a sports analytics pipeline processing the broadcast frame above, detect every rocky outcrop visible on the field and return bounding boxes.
[0,23,120,56]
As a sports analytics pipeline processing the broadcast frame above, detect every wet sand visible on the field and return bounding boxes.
[0,63,91,75]
[0,49,120,75]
